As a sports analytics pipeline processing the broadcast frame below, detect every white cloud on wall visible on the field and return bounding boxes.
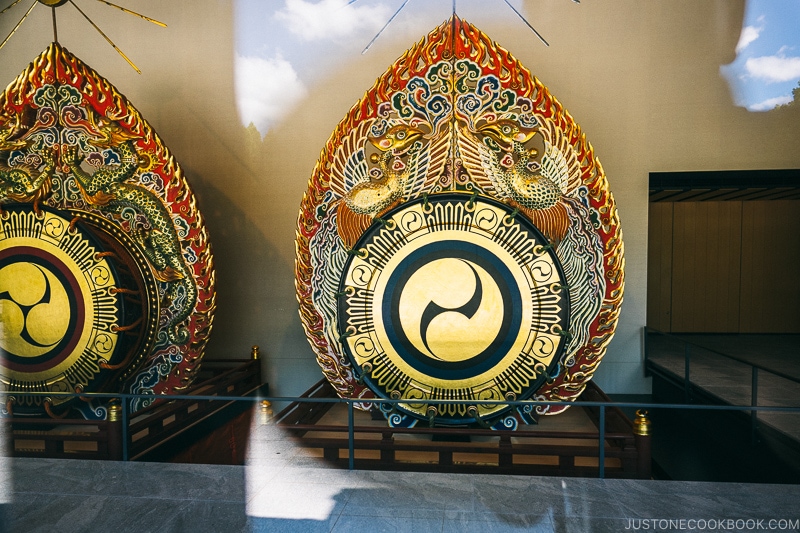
[235,54,308,134]
[735,25,762,53]
[745,54,800,83]
[275,0,390,41]
[747,94,793,111]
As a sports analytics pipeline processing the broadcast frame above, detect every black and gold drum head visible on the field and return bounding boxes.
[0,205,157,414]
[338,194,569,424]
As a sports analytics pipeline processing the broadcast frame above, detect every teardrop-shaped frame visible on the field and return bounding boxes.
[296,17,623,417]
[0,44,215,409]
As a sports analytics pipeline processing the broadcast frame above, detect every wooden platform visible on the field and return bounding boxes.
[276,380,651,479]
[3,357,263,462]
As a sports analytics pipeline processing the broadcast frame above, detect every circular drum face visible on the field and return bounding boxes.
[338,194,570,423]
[0,206,156,413]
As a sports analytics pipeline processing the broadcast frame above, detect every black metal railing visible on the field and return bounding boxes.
[3,389,800,479]
[645,327,800,442]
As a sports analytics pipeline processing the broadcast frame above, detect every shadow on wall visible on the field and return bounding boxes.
[187,167,323,398]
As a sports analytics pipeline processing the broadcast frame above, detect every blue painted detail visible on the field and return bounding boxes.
[491,415,519,431]
[385,409,417,428]
[74,400,108,420]
[517,405,538,425]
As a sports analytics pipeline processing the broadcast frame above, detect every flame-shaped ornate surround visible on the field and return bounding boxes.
[0,44,215,414]
[298,16,624,426]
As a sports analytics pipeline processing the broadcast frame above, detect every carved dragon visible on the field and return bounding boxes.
[62,117,196,345]
[0,148,56,215]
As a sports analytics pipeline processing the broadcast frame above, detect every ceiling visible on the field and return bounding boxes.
[649,169,800,202]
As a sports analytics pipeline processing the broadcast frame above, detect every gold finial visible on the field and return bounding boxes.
[633,409,651,436]
[251,345,260,360]
[67,0,141,73]
[359,0,557,55]
[107,402,122,422]
[260,400,273,425]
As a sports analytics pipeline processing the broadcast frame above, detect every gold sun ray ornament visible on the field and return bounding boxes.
[296,15,624,429]
[0,2,215,418]
[0,0,167,73]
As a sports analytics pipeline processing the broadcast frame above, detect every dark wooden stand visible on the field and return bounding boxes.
[277,380,652,479]
[3,356,263,462]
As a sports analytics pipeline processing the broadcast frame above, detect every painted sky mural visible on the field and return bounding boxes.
[233,0,556,135]
[721,0,800,111]
[234,0,800,137]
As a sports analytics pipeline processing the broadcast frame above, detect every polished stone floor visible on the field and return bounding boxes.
[4,421,800,533]
[647,333,800,441]
[6,457,800,533]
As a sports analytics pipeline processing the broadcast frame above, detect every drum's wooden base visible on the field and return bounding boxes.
[3,357,264,462]
[276,380,651,479]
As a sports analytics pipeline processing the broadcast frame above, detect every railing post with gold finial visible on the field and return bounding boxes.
[633,409,652,479]
[251,344,266,393]
[107,402,123,461]
[260,400,273,426]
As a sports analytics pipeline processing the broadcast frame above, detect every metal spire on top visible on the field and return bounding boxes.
[351,0,580,53]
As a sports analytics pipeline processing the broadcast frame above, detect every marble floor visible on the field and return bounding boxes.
[647,333,800,441]
[4,421,800,533]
